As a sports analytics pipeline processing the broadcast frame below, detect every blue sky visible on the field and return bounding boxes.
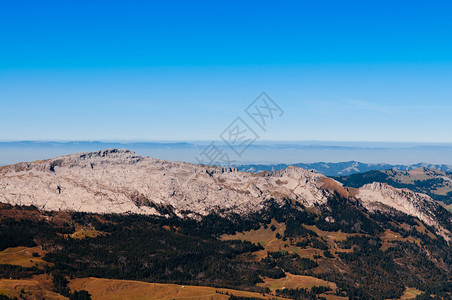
[1,0,452,142]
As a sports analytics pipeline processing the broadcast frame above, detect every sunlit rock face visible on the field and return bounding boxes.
[0,149,331,217]
[0,149,450,240]
[357,182,452,241]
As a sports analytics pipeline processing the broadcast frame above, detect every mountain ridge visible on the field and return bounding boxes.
[1,149,452,299]
[334,167,452,207]
[0,148,451,241]
[237,161,452,176]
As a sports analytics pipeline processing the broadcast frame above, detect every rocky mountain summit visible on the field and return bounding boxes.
[357,182,452,239]
[0,149,451,240]
[0,149,331,217]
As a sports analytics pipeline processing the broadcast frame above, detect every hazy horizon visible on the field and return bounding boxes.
[2,2,452,166]
[1,140,452,166]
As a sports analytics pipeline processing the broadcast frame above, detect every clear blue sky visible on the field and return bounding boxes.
[1,0,452,142]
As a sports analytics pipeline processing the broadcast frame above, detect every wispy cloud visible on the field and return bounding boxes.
[341,98,395,114]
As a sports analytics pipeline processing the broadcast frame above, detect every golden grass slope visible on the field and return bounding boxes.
[221,219,288,260]
[399,287,423,299]
[63,225,104,239]
[0,246,47,268]
[257,272,336,291]
[0,275,65,300]
[68,277,290,300]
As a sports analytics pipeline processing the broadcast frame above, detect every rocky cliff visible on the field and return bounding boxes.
[0,149,450,240]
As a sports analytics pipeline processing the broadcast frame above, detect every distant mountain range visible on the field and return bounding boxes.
[237,161,452,176]
[2,141,452,167]
[334,167,452,207]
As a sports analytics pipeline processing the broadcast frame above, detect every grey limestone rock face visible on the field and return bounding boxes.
[0,148,450,240]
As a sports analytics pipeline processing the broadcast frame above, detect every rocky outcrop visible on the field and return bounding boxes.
[357,182,452,241]
[0,149,331,217]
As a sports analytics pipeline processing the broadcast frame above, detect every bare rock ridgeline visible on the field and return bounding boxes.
[0,149,330,216]
[0,148,450,240]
